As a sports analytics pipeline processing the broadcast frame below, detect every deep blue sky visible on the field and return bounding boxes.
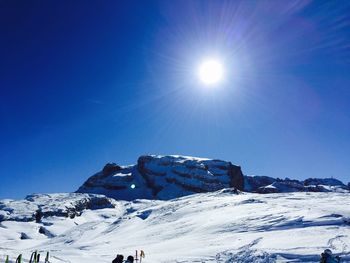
[1,0,349,199]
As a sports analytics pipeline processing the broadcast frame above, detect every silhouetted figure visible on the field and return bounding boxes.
[320,249,341,263]
[112,254,123,263]
[125,255,134,263]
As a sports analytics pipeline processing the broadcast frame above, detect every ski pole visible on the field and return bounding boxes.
[45,252,50,263]
[140,250,145,263]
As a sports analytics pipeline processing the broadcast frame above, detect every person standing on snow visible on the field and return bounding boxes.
[125,255,134,263]
[320,249,341,263]
[112,254,124,263]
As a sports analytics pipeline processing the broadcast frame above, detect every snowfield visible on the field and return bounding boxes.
[1,191,350,263]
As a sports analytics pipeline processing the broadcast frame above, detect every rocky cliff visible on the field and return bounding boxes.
[245,175,349,193]
[77,154,349,200]
[77,155,244,200]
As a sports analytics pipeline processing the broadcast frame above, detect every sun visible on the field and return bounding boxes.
[198,59,224,85]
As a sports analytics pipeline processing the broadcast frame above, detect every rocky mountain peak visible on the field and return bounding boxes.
[77,154,349,201]
[77,155,244,200]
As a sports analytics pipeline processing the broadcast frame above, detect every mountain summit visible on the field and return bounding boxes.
[77,155,245,200]
[77,155,349,200]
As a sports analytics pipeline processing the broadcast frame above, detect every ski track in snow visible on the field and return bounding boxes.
[0,192,350,262]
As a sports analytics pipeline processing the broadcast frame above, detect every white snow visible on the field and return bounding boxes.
[1,191,350,262]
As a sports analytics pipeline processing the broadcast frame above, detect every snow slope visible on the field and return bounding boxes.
[0,193,116,222]
[1,191,350,263]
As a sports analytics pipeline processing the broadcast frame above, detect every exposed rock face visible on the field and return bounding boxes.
[102,163,122,176]
[77,164,151,200]
[245,176,349,193]
[77,155,349,200]
[303,178,345,187]
[137,155,244,199]
[244,176,276,192]
[0,193,116,222]
[77,155,245,200]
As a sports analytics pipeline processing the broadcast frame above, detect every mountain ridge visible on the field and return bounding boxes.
[1,154,349,262]
[77,155,349,200]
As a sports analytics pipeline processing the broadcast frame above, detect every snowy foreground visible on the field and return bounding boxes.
[1,191,350,263]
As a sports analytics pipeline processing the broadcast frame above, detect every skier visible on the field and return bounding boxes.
[112,254,124,263]
[125,255,134,263]
[320,249,341,263]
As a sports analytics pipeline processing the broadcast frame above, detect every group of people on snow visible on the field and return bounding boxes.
[112,249,341,262]
[113,250,145,263]
[112,254,134,263]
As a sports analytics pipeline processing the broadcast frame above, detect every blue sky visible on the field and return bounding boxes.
[1,0,349,199]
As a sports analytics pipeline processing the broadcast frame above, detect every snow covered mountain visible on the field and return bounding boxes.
[245,176,349,193]
[0,193,116,222]
[77,155,349,200]
[77,155,245,200]
[1,154,349,262]
[1,191,350,262]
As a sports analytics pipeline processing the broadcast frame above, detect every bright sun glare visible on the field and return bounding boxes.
[198,59,224,86]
